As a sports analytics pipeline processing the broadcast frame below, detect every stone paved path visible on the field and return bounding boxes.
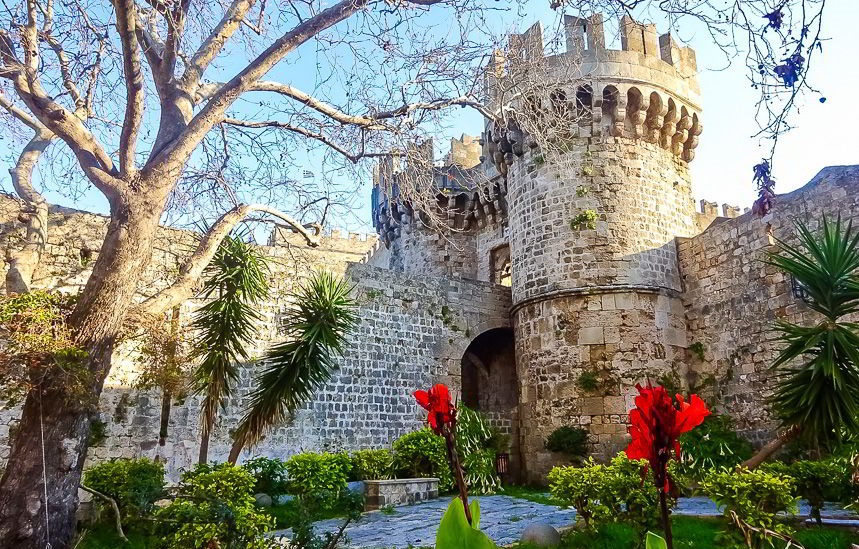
[273,494,858,548]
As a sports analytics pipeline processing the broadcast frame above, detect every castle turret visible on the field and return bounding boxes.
[486,17,703,481]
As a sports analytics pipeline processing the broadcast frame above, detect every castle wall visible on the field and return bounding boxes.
[677,166,859,443]
[506,137,696,482]
[0,198,511,478]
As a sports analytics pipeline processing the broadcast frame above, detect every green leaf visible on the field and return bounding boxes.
[435,498,497,549]
[645,531,668,549]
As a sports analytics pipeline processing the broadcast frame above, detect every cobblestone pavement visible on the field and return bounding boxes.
[272,495,857,548]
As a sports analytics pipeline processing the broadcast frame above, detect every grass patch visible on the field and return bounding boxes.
[499,485,560,506]
[514,517,859,549]
[75,523,153,549]
[266,496,355,529]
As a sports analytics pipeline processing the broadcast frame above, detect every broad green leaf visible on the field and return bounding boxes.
[645,531,668,549]
[435,498,497,549]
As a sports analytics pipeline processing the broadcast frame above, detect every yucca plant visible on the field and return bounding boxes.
[744,216,859,468]
[191,235,269,464]
[227,271,357,463]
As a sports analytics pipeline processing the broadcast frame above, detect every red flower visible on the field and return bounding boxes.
[625,384,710,492]
[414,384,456,435]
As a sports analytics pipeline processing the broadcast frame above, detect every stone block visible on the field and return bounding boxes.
[578,326,604,345]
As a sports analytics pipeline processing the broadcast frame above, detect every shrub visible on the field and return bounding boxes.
[351,449,393,480]
[82,458,165,526]
[762,459,849,524]
[700,468,797,549]
[155,463,275,549]
[243,456,289,497]
[545,426,589,461]
[549,459,610,529]
[677,414,754,477]
[455,407,500,495]
[549,453,661,537]
[285,452,351,500]
[392,428,453,491]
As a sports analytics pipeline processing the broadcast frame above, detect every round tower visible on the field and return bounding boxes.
[484,15,703,482]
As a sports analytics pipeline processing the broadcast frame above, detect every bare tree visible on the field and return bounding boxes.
[0,0,509,545]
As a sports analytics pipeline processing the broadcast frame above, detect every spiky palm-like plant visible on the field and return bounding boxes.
[227,271,357,463]
[744,216,859,468]
[192,236,269,464]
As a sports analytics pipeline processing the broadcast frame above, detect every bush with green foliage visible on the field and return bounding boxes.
[549,453,661,538]
[243,456,289,497]
[762,459,850,524]
[284,452,351,502]
[392,428,453,491]
[455,407,500,495]
[351,449,393,480]
[155,463,275,549]
[83,458,165,526]
[545,425,589,461]
[700,468,797,549]
[678,415,754,477]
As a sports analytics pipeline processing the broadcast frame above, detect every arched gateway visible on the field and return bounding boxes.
[460,327,521,481]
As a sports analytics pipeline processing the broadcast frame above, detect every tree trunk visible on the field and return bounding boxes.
[0,195,165,549]
[198,417,213,465]
[158,390,172,447]
[740,425,802,470]
[227,436,243,464]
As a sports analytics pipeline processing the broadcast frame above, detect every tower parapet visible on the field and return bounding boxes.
[483,16,702,171]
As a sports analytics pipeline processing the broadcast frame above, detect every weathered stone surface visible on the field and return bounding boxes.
[363,478,439,511]
[255,493,273,508]
[521,523,562,546]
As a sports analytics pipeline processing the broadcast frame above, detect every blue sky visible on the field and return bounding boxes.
[1,0,857,234]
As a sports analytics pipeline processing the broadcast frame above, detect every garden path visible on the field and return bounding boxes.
[272,495,858,548]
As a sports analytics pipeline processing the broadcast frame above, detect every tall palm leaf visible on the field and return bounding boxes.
[227,271,357,462]
[192,235,269,463]
[745,216,859,467]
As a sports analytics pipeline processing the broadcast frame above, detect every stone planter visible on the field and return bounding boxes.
[363,478,439,511]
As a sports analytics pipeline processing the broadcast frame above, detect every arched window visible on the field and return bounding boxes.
[490,245,512,287]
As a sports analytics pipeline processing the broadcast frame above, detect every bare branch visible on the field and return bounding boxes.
[133,203,322,317]
[113,0,145,174]
[179,0,258,90]
[221,117,388,163]
[198,80,390,129]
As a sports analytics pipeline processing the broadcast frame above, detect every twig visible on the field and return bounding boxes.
[79,484,129,543]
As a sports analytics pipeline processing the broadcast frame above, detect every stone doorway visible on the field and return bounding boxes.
[460,327,521,482]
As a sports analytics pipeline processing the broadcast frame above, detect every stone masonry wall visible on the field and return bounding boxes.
[505,136,696,483]
[0,197,512,479]
[677,166,859,443]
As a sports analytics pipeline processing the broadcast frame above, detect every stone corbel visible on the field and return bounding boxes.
[645,93,668,144]
[682,116,703,162]
[660,107,678,150]
[610,94,627,138]
[672,111,692,156]
[630,93,650,139]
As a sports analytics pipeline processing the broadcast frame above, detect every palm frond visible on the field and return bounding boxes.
[232,271,358,450]
[768,216,859,447]
[191,235,270,436]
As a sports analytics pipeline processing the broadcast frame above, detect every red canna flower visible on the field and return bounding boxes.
[625,383,710,493]
[414,384,456,435]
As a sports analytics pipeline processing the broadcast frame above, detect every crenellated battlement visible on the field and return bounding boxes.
[483,15,702,169]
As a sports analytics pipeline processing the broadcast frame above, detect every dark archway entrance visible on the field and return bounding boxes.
[460,327,521,481]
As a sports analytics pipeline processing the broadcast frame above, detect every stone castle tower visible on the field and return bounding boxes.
[371,14,705,481]
[489,16,703,480]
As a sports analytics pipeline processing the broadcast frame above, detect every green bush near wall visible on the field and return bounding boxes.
[284,452,352,499]
[83,458,165,527]
[392,428,453,491]
[352,449,394,480]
